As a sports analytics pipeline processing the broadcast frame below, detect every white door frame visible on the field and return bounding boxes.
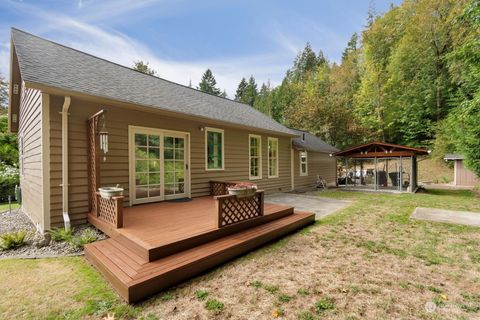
[128,125,191,206]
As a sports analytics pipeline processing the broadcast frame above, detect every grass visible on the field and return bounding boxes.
[0,257,136,319]
[1,189,480,319]
[0,201,19,212]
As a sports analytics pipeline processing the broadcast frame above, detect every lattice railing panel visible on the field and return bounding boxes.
[210,180,238,196]
[215,191,264,228]
[96,193,124,228]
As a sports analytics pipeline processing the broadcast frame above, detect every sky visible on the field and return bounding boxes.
[0,0,401,97]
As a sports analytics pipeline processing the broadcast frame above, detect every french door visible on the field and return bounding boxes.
[129,126,189,205]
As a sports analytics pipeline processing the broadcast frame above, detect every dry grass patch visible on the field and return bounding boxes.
[0,257,137,319]
[0,189,479,319]
[137,189,480,319]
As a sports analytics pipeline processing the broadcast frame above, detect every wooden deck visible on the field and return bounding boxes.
[85,197,315,303]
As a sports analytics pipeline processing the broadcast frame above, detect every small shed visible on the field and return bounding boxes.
[444,154,479,187]
[333,142,429,192]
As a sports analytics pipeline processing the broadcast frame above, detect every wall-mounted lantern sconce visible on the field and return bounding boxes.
[199,126,204,132]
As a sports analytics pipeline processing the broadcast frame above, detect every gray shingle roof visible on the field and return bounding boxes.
[290,128,339,153]
[11,28,294,135]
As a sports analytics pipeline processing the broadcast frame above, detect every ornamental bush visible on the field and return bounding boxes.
[0,163,19,202]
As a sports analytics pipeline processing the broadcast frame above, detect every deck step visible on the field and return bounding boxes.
[85,211,315,303]
[92,204,295,262]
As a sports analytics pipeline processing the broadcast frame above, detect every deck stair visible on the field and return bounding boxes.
[85,208,314,303]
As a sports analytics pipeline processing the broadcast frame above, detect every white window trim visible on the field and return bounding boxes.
[249,134,262,180]
[205,127,225,171]
[299,151,308,176]
[268,137,279,178]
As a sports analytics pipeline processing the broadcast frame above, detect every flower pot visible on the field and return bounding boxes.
[227,187,256,198]
[98,187,124,199]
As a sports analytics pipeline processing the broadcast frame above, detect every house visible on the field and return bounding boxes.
[290,128,338,190]
[444,154,479,187]
[334,141,429,192]
[8,28,337,302]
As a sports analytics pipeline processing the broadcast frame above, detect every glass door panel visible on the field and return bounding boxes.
[164,136,186,198]
[134,133,162,201]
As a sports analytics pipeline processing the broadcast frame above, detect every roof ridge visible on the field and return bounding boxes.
[10,27,264,111]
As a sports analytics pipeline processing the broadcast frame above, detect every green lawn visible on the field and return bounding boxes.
[0,201,19,212]
[1,189,479,319]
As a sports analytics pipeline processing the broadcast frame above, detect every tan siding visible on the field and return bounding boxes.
[293,150,336,190]
[18,86,44,231]
[455,160,480,187]
[48,96,293,227]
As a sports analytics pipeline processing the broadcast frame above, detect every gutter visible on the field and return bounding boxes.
[61,96,71,230]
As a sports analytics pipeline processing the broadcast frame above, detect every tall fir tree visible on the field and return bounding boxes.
[132,60,157,76]
[197,69,222,96]
[234,77,248,101]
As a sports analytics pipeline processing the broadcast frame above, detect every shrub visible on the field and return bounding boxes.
[0,163,19,202]
[195,290,209,301]
[49,228,73,242]
[70,229,98,248]
[315,296,335,314]
[0,230,27,250]
[204,299,224,311]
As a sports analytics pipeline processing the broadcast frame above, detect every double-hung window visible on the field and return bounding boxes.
[205,127,224,170]
[249,134,262,179]
[300,151,308,176]
[268,137,279,178]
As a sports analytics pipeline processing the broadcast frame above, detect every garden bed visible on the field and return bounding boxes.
[0,209,106,259]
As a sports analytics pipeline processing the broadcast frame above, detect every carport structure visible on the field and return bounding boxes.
[333,142,429,193]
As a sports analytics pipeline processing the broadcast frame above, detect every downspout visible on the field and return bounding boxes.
[61,96,72,230]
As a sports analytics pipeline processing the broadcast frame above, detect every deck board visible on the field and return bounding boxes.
[85,210,315,303]
[85,196,315,303]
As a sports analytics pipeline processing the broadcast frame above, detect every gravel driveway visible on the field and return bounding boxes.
[265,192,351,219]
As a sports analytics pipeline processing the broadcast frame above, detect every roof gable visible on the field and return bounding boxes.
[11,28,293,136]
[333,141,429,158]
[290,129,339,153]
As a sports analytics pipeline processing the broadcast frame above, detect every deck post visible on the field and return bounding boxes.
[215,197,222,228]
[115,196,124,228]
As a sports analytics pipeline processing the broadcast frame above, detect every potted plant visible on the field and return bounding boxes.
[98,184,124,199]
[227,182,257,198]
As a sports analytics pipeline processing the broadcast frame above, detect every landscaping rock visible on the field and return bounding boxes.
[0,209,107,259]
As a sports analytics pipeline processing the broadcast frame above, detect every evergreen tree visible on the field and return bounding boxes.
[234,77,248,101]
[242,76,258,106]
[132,60,157,76]
[288,43,318,82]
[0,73,8,109]
[197,69,222,96]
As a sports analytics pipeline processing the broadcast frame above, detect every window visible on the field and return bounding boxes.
[205,127,224,170]
[249,134,262,179]
[268,137,279,178]
[299,151,308,176]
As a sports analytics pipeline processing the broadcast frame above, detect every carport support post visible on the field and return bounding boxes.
[374,157,378,191]
[353,160,357,187]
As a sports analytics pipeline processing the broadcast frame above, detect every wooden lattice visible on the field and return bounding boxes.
[215,191,264,228]
[210,180,238,196]
[96,193,124,228]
